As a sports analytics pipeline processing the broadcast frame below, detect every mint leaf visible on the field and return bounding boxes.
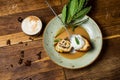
[62,5,67,24]
[54,39,61,42]
[73,6,91,20]
[75,37,80,45]
[66,0,78,24]
[78,0,86,12]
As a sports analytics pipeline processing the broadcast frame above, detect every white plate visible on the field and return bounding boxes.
[43,15,102,69]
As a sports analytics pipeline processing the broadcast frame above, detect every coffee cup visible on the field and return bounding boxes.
[21,16,42,35]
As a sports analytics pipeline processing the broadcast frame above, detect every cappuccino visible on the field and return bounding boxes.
[21,16,42,35]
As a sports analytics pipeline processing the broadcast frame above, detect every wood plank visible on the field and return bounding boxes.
[16,69,65,80]
[0,6,62,36]
[0,39,65,80]
[64,38,120,80]
[89,0,120,26]
[83,0,120,35]
[0,60,64,80]
[101,25,120,37]
[0,32,42,47]
[0,0,62,16]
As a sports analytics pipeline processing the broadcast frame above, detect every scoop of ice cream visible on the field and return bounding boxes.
[21,16,42,35]
[70,35,85,50]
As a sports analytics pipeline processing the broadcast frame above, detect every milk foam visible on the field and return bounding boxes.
[22,16,42,35]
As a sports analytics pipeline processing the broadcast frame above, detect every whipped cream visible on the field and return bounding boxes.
[21,16,42,35]
[70,34,85,50]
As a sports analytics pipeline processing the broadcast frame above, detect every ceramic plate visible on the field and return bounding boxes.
[43,15,102,69]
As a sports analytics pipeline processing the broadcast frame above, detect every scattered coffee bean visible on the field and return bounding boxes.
[18,17,23,22]
[29,37,34,41]
[18,41,23,44]
[25,42,28,46]
[37,51,41,60]
[29,78,32,80]
[20,50,24,58]
[24,60,32,66]
[18,58,24,65]
[10,64,13,68]
[6,39,11,45]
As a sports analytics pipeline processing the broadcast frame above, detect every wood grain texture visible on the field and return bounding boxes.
[0,39,64,80]
[0,0,66,80]
[0,32,42,47]
[0,0,62,16]
[88,0,120,37]
[0,0,120,80]
[0,6,62,36]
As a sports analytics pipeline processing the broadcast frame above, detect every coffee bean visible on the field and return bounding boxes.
[20,50,24,58]
[18,41,23,44]
[36,51,41,60]
[6,39,11,45]
[18,17,23,22]
[25,42,28,46]
[29,37,34,41]
[18,58,24,65]
[24,60,32,66]
[10,64,13,68]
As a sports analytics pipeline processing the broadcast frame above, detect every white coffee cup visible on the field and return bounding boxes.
[21,16,42,35]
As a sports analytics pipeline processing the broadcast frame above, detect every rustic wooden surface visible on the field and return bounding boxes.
[0,0,120,80]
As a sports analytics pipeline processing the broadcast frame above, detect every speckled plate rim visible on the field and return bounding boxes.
[43,15,103,69]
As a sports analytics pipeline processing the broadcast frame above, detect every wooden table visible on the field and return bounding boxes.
[0,0,120,80]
